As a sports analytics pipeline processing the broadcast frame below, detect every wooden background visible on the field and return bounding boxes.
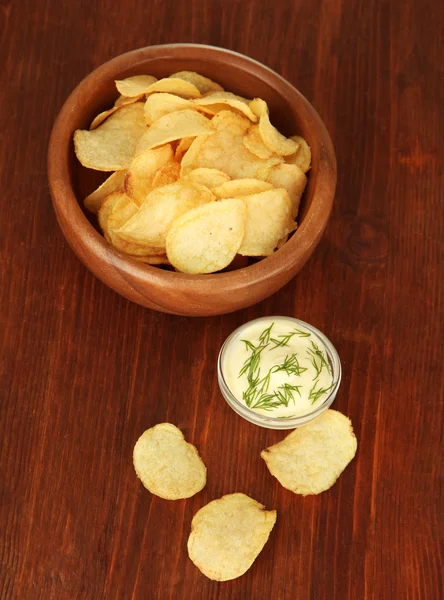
[1,0,443,598]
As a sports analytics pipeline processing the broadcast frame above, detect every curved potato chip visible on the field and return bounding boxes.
[118,181,214,249]
[151,161,180,189]
[179,133,213,176]
[175,136,194,160]
[243,125,276,159]
[89,106,120,130]
[133,423,206,500]
[84,170,127,214]
[213,178,273,199]
[187,493,277,581]
[237,189,294,256]
[143,93,195,126]
[114,94,140,107]
[195,92,257,122]
[125,145,174,205]
[184,167,231,189]
[134,109,214,153]
[74,103,147,171]
[115,75,158,97]
[261,410,358,496]
[98,192,121,242]
[181,110,282,179]
[144,77,201,99]
[170,71,223,94]
[166,199,246,274]
[266,163,307,218]
[249,98,298,156]
[286,135,312,172]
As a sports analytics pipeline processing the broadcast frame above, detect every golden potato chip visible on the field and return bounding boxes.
[181,110,282,179]
[134,109,214,153]
[143,93,194,126]
[89,106,120,130]
[166,199,246,274]
[237,189,294,256]
[243,125,276,159]
[84,170,127,214]
[98,192,121,242]
[144,77,201,99]
[114,94,140,107]
[184,167,231,189]
[170,71,223,94]
[212,178,273,199]
[179,133,214,176]
[133,423,206,500]
[151,161,180,189]
[249,98,299,156]
[266,163,307,218]
[74,103,147,171]
[115,75,158,97]
[286,135,312,172]
[194,92,257,122]
[124,145,174,205]
[187,493,277,581]
[133,254,171,265]
[261,410,358,496]
[118,181,214,249]
[175,136,194,160]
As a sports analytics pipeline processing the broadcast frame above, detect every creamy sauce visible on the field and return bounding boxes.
[223,318,333,418]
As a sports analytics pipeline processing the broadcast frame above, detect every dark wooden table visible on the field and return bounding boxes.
[1,0,443,598]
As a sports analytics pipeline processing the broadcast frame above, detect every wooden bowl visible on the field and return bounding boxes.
[48,44,336,316]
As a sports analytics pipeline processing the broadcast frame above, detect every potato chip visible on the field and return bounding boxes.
[118,181,214,249]
[166,199,246,274]
[249,98,299,156]
[187,493,277,581]
[194,92,257,122]
[266,163,307,218]
[133,423,206,500]
[184,167,231,189]
[89,106,120,130]
[144,77,201,99]
[98,192,121,242]
[237,189,294,256]
[84,170,127,214]
[175,136,194,160]
[133,254,171,265]
[243,125,276,159]
[125,145,174,205]
[181,110,282,179]
[114,94,140,108]
[151,161,180,189]
[179,133,213,176]
[115,75,158,97]
[143,93,195,126]
[261,410,358,496]
[286,135,312,172]
[74,103,147,171]
[134,109,214,153]
[213,178,273,199]
[170,71,223,94]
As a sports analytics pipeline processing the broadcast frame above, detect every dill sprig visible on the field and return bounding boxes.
[306,341,332,380]
[274,383,302,407]
[308,380,334,404]
[269,328,311,349]
[272,353,308,377]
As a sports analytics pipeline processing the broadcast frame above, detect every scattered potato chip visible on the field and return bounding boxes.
[125,145,174,205]
[187,493,277,581]
[185,167,231,189]
[266,163,307,218]
[166,199,246,273]
[84,170,127,214]
[238,189,294,256]
[115,75,158,97]
[89,106,120,130]
[175,136,195,160]
[286,135,312,172]
[118,181,214,249]
[134,109,214,153]
[74,103,147,171]
[194,92,257,122]
[243,125,276,159]
[170,71,223,94]
[133,423,206,500]
[143,93,194,126]
[151,161,181,189]
[261,410,358,496]
[181,110,282,179]
[213,178,273,199]
[249,98,299,156]
[144,77,202,99]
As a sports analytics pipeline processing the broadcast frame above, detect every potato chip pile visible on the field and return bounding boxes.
[74,71,311,273]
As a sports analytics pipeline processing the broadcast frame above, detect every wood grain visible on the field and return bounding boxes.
[1,0,443,598]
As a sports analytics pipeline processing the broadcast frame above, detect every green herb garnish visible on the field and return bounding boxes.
[308,380,334,404]
[306,341,332,380]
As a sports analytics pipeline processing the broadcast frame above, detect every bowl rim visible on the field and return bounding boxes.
[48,43,336,290]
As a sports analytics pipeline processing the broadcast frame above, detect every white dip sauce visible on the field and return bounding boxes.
[223,318,334,418]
